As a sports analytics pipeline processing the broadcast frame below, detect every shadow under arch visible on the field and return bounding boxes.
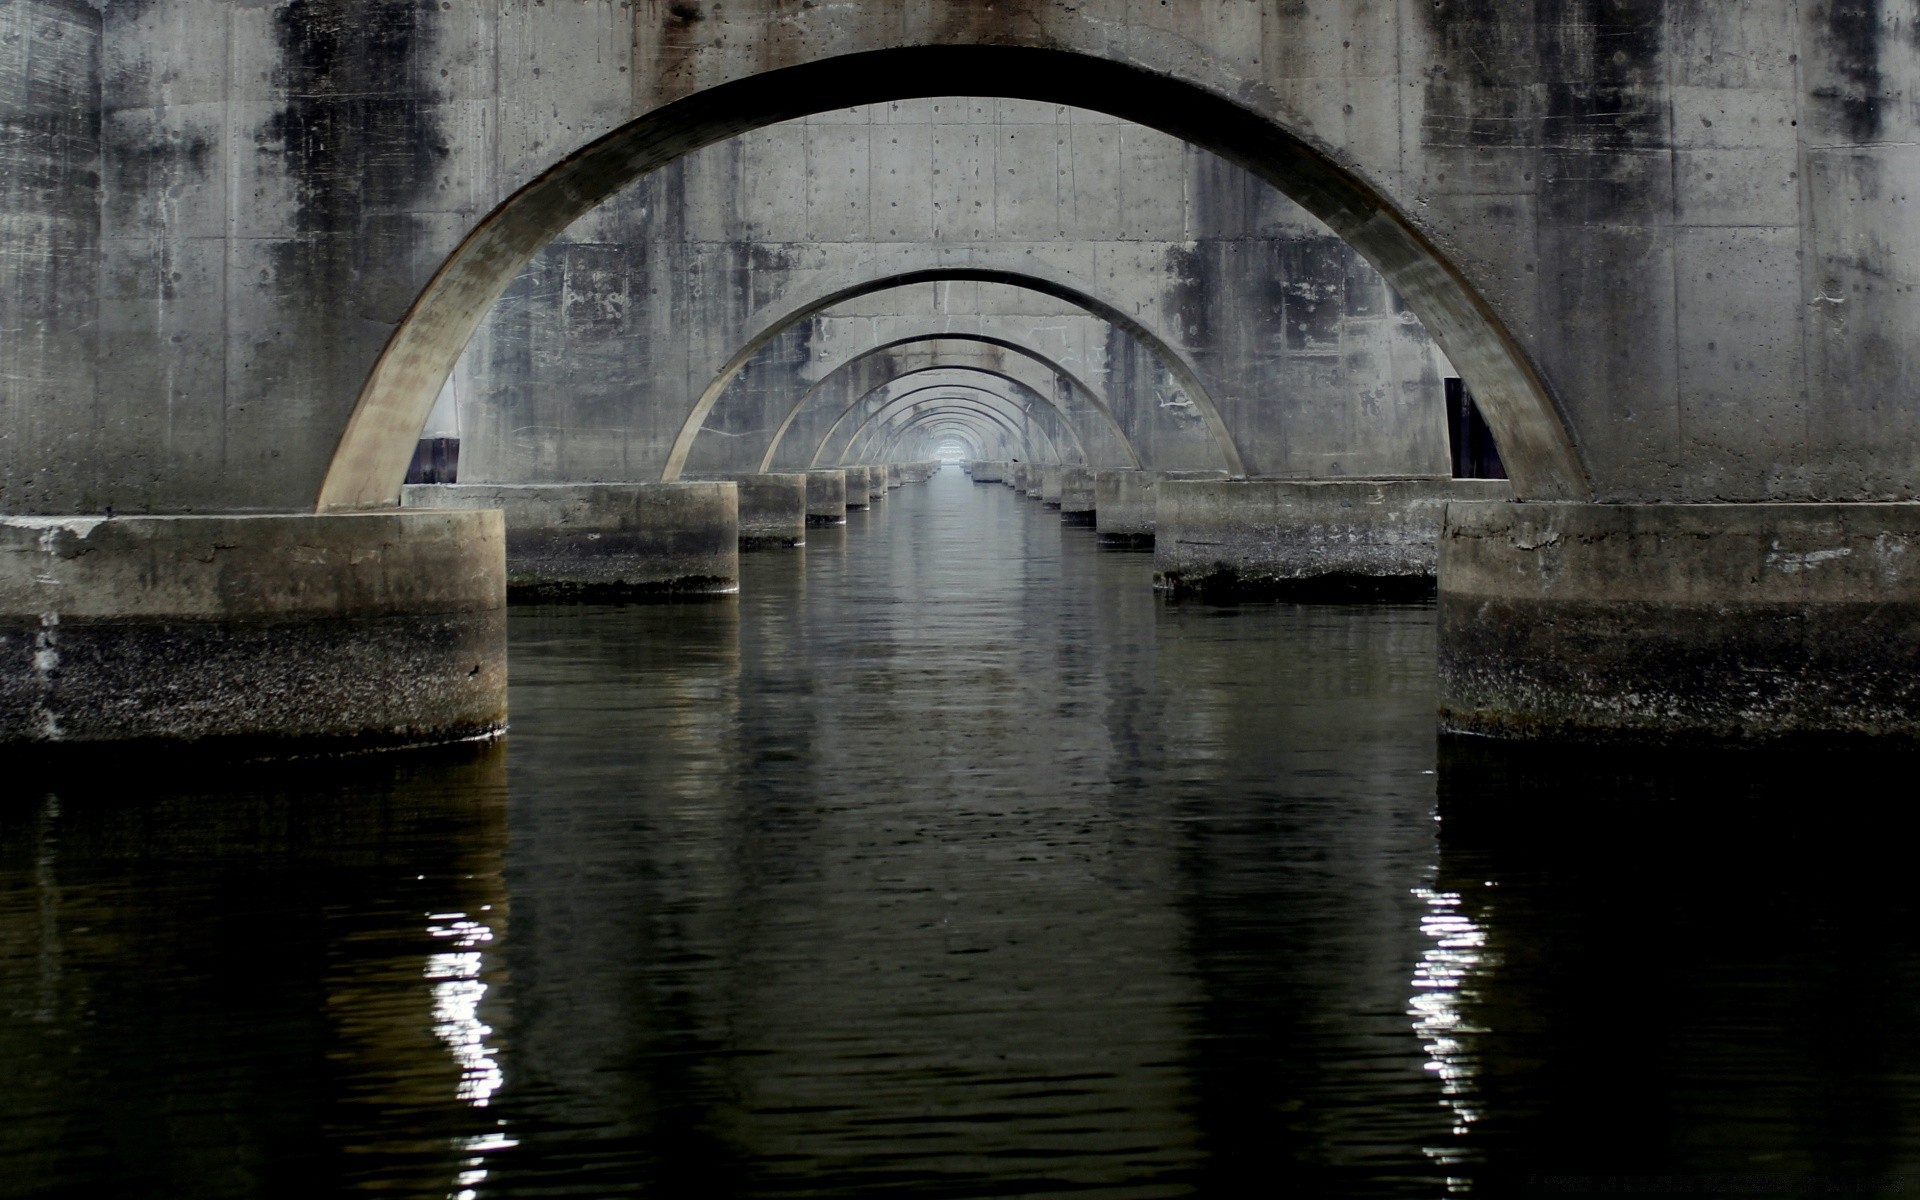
[862,405,1043,468]
[825,382,1077,466]
[807,366,1103,469]
[833,390,1069,468]
[317,44,1587,511]
[753,331,1152,474]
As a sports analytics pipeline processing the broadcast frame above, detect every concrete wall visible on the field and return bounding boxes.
[2,3,1912,514]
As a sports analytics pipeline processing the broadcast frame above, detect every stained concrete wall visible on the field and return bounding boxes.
[444,100,1457,487]
[4,3,1913,513]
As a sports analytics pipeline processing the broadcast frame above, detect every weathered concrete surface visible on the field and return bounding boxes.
[1439,503,1920,743]
[844,467,872,511]
[691,472,806,548]
[1060,467,1096,525]
[883,464,901,490]
[971,461,1006,484]
[864,467,887,502]
[1155,478,1513,595]
[806,469,848,525]
[1094,469,1231,545]
[0,511,505,752]
[404,483,737,598]
[1038,466,1066,508]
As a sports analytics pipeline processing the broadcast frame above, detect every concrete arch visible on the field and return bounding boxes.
[856,405,1036,468]
[754,332,1149,474]
[823,379,1077,467]
[874,413,1011,465]
[848,395,1050,466]
[318,45,1584,511]
[792,356,1115,472]
[661,267,1235,480]
[829,382,1076,468]
[863,405,1039,466]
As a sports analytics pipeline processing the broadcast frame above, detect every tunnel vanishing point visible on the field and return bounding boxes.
[2,1,1916,751]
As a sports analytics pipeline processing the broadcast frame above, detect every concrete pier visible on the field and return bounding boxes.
[806,470,848,525]
[0,511,506,753]
[884,464,902,490]
[692,472,807,549]
[1094,470,1231,546]
[1038,466,1066,508]
[864,467,888,503]
[1059,468,1096,525]
[404,482,738,597]
[1439,502,1920,743]
[971,461,1006,484]
[844,467,873,511]
[1154,478,1512,595]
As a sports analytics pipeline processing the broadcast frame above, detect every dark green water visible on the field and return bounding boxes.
[4,467,1919,1198]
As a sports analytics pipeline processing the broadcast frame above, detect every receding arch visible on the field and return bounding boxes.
[834,389,1071,468]
[863,405,1037,467]
[847,395,1051,465]
[810,368,1096,469]
[664,268,1233,480]
[824,381,1077,467]
[318,44,1587,510]
[752,331,1151,474]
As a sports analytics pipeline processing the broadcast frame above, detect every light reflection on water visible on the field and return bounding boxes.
[2,467,1919,1197]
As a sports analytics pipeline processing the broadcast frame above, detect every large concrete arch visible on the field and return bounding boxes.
[819,377,1079,467]
[658,267,1237,481]
[760,336,1154,474]
[317,44,1587,511]
[682,277,1217,478]
[825,379,1081,468]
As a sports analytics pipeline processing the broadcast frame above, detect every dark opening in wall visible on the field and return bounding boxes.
[405,437,460,485]
[1445,379,1505,480]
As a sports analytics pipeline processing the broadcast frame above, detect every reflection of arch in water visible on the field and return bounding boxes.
[755,332,1155,474]
[836,391,1064,468]
[319,46,1585,511]
[808,366,1099,469]
[826,381,1076,466]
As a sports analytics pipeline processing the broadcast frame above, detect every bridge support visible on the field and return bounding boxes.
[1439,502,1920,743]
[404,482,738,597]
[1155,478,1512,595]
[806,470,848,525]
[691,473,807,549]
[1038,466,1066,508]
[0,511,506,754]
[1095,470,1229,546]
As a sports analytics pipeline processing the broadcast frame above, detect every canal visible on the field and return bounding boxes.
[4,466,1918,1198]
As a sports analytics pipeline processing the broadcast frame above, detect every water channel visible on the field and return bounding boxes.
[4,467,1919,1198]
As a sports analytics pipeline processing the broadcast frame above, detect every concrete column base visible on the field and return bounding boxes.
[0,511,506,753]
[884,464,902,490]
[404,482,738,597]
[1439,501,1920,742]
[971,461,1005,484]
[863,466,887,502]
[844,467,872,511]
[806,469,848,525]
[1059,467,1096,525]
[1154,477,1512,595]
[691,472,807,548]
[1094,469,1229,545]
[1038,465,1066,508]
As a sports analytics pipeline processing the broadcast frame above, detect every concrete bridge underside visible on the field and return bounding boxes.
[1,1,1915,747]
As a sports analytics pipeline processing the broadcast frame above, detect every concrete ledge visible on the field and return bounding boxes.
[405,482,738,597]
[1095,469,1229,545]
[1060,467,1096,525]
[806,469,848,524]
[1439,501,1920,742]
[0,511,506,752]
[691,472,807,548]
[1154,477,1512,595]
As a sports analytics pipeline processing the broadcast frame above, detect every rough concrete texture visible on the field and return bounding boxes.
[0,511,506,752]
[1095,469,1232,545]
[691,472,807,548]
[806,469,847,525]
[1039,466,1066,508]
[403,483,737,598]
[1059,468,1096,525]
[865,469,887,501]
[1155,478,1514,595]
[844,467,872,511]
[971,461,1006,484]
[1439,503,1920,742]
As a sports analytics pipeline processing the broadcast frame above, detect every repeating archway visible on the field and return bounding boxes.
[318,45,1585,511]
[819,379,1079,467]
[847,398,1047,465]
[799,362,1110,470]
[828,385,1073,468]
[857,404,1042,466]
[753,332,1153,474]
